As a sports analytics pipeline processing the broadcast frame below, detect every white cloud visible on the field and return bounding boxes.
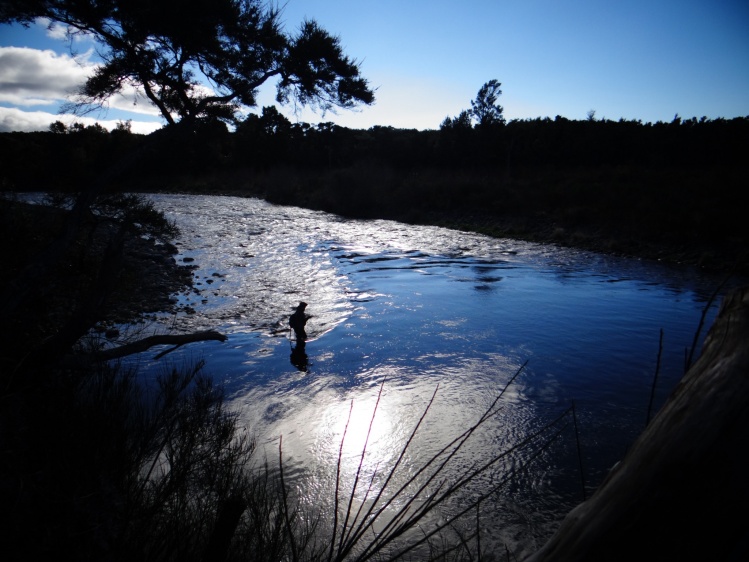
[0,107,57,132]
[0,46,165,120]
[35,17,76,41]
[88,83,164,117]
[0,106,163,134]
[0,46,93,105]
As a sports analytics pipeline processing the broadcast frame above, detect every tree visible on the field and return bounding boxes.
[48,120,67,134]
[440,80,505,130]
[440,110,472,131]
[1,0,375,126]
[470,79,505,128]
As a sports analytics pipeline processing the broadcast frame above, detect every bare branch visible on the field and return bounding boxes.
[92,330,228,361]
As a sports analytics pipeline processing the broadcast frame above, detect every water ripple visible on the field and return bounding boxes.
[138,193,741,556]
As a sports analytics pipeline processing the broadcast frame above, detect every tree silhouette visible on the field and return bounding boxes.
[440,110,473,130]
[470,79,505,128]
[1,0,375,126]
[440,80,505,130]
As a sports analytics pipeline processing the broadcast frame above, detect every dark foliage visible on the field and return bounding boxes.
[1,0,374,126]
[0,194,186,378]
[2,112,747,271]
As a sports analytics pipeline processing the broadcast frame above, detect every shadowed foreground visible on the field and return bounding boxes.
[2,196,747,560]
[528,286,749,561]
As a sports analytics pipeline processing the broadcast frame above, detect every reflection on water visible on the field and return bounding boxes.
[289,340,309,371]
[134,194,740,556]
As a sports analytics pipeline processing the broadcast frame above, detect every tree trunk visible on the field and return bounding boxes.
[527,285,749,562]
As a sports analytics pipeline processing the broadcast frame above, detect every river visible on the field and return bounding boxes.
[122,193,736,557]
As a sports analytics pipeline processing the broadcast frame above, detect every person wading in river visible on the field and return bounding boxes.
[289,301,310,342]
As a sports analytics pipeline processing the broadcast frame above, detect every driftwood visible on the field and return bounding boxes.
[527,286,749,562]
[94,330,228,361]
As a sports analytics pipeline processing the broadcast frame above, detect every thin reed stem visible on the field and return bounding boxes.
[328,400,354,562]
[340,384,441,555]
[646,328,664,427]
[336,382,385,559]
[386,417,572,560]
[357,375,572,561]
[572,400,586,501]
[685,276,729,371]
[278,436,298,561]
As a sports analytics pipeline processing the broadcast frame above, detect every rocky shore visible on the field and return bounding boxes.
[1,198,195,347]
[105,230,194,323]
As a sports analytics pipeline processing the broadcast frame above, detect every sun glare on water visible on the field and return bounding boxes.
[324,388,398,482]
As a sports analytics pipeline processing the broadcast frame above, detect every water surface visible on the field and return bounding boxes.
[125,194,735,557]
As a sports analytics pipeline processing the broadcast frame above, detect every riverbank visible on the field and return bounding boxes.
[413,210,746,274]
[528,284,749,562]
[153,174,749,275]
[0,197,195,357]
[4,190,744,559]
[0,196,244,562]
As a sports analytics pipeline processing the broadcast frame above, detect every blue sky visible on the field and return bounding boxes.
[1,0,747,133]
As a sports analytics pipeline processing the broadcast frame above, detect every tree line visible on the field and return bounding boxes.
[2,106,748,273]
[2,110,747,191]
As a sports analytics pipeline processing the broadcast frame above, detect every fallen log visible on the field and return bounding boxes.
[94,330,228,361]
[526,286,749,562]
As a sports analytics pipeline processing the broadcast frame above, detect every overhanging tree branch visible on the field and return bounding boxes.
[1,0,374,126]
